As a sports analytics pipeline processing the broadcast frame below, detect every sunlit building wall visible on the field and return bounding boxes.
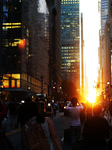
[101,0,108,80]
[100,0,108,96]
[102,21,110,96]
[108,0,112,97]
[98,30,103,94]
[61,0,80,91]
[0,0,49,100]
[101,0,108,67]
[98,1,103,94]
[81,13,84,95]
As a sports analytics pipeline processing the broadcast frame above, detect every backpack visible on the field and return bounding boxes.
[21,118,50,150]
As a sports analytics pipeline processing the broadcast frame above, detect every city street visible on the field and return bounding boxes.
[6,110,72,150]
[1,1,111,149]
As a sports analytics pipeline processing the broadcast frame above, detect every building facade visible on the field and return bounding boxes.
[46,0,62,98]
[102,22,110,92]
[61,0,80,91]
[0,0,62,101]
[0,0,50,100]
[81,13,84,95]
[53,0,62,93]
[108,0,112,99]
[101,0,108,38]
[100,0,112,100]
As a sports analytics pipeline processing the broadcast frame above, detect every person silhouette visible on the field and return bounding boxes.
[0,99,14,150]
[66,97,83,149]
[82,103,110,150]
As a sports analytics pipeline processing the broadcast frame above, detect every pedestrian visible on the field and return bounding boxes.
[80,102,86,125]
[46,102,54,118]
[66,97,84,149]
[1,116,7,133]
[1,99,8,132]
[8,98,18,132]
[0,99,7,127]
[44,116,62,150]
[16,96,37,128]
[4,100,9,113]
[108,101,112,125]
[52,100,57,117]
[82,103,110,150]
[0,99,14,150]
[18,97,62,150]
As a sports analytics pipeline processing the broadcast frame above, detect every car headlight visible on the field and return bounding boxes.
[64,106,66,109]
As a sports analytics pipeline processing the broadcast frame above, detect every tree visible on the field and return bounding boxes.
[62,80,87,102]
[62,80,77,100]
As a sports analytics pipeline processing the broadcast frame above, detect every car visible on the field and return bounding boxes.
[59,101,65,112]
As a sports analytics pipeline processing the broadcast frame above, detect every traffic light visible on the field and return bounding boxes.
[18,39,26,49]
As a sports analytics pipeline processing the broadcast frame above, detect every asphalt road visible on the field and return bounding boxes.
[5,110,72,150]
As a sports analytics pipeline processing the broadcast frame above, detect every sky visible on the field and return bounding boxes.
[80,0,100,102]
[80,0,100,78]
[38,0,48,14]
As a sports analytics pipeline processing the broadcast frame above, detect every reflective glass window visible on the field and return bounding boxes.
[3,6,8,12]
[3,80,9,88]
[11,80,15,88]
[17,80,20,88]
[3,13,8,23]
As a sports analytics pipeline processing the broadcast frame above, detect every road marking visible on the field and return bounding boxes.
[6,128,21,136]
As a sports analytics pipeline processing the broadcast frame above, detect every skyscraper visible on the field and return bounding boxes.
[0,0,62,101]
[100,0,109,95]
[81,13,84,95]
[101,0,108,38]
[108,0,112,95]
[0,0,50,100]
[46,0,62,96]
[61,0,80,90]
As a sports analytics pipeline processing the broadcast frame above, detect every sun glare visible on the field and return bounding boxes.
[87,81,96,103]
[80,0,100,103]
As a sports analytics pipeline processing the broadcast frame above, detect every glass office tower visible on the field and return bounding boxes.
[101,0,108,38]
[61,0,80,90]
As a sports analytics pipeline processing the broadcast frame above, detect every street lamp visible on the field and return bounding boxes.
[107,81,110,85]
